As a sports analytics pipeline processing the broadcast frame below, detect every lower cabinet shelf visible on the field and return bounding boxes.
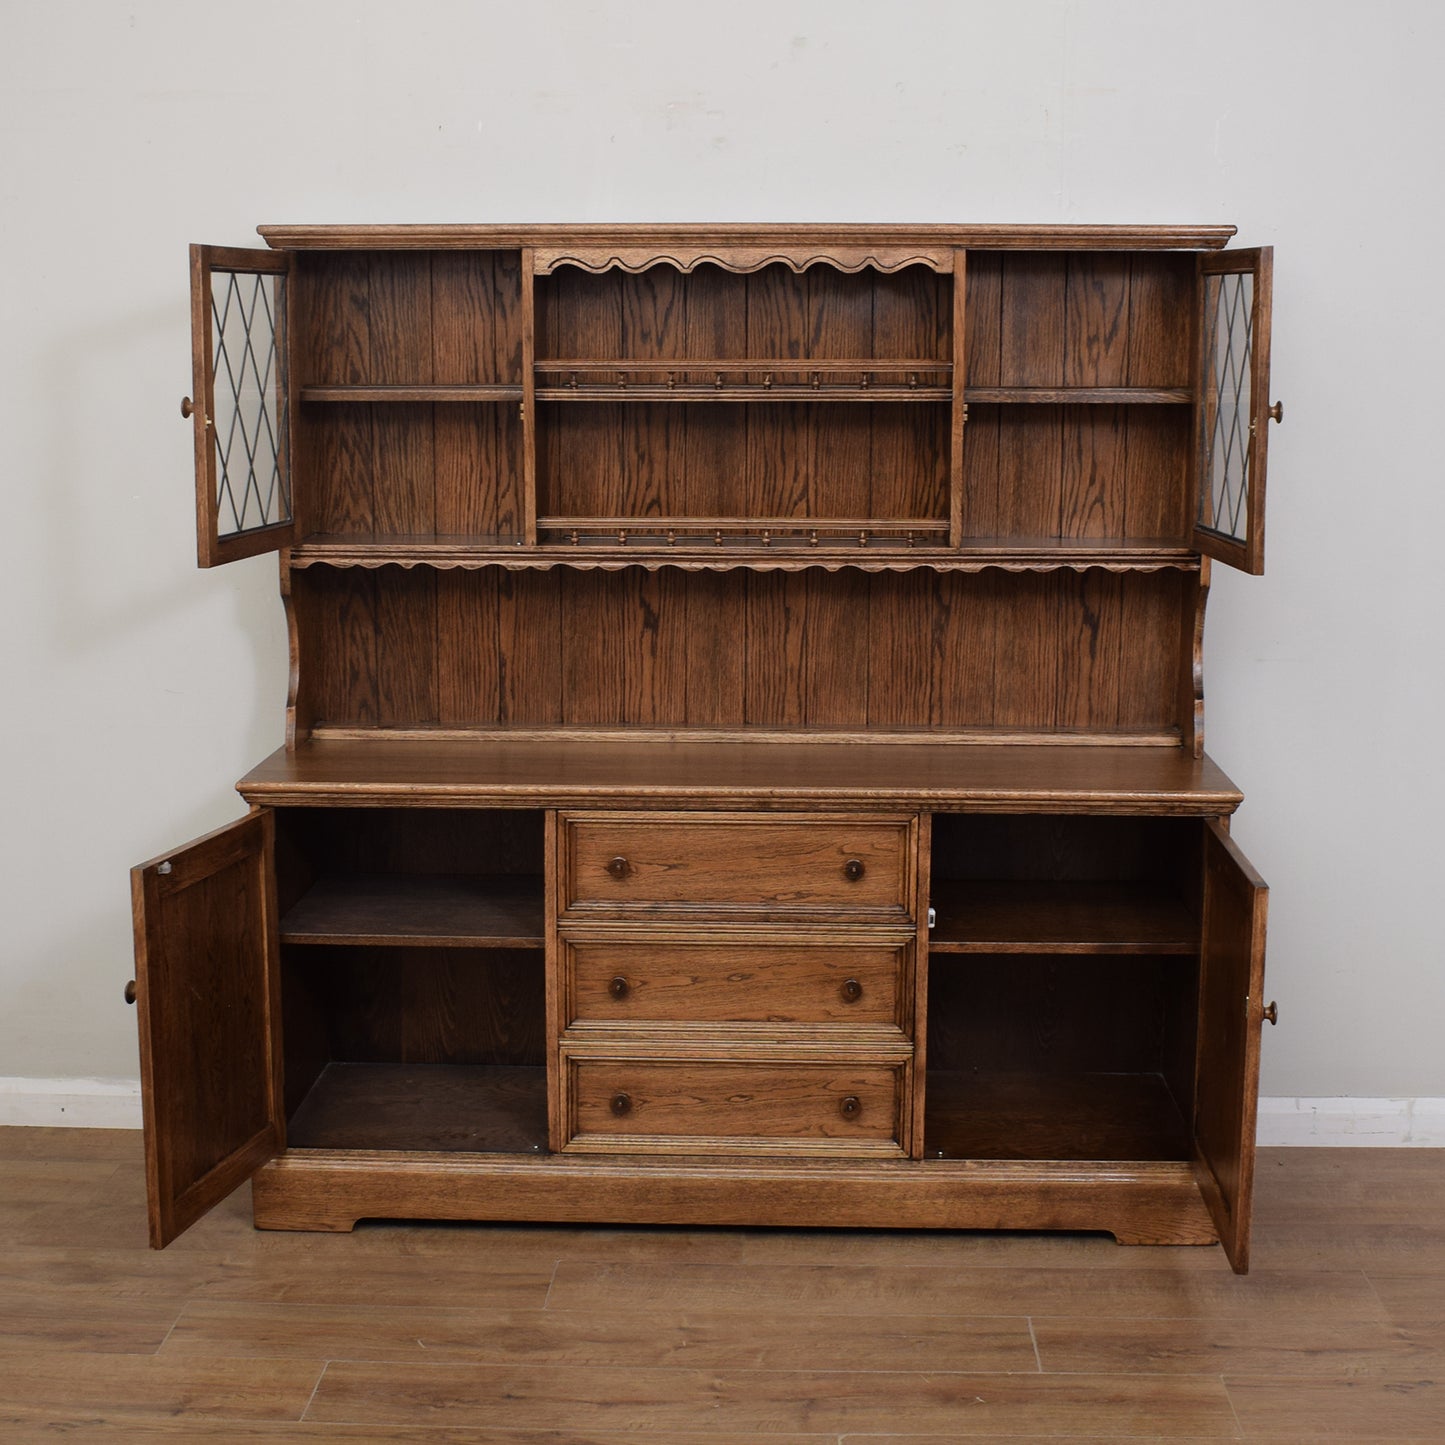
[923,1070,1193,1163]
[286,1062,548,1154]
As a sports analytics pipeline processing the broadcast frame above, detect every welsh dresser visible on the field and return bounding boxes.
[129,224,1278,1270]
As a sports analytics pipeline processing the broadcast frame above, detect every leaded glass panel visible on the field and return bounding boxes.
[210,269,290,537]
[1197,271,1253,543]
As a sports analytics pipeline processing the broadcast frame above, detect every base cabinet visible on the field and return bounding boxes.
[132,796,1268,1269]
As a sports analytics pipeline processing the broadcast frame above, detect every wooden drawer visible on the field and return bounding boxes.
[559,812,916,919]
[562,1051,907,1157]
[562,934,911,1031]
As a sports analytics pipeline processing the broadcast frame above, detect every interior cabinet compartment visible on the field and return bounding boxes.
[930,815,1198,953]
[960,404,1190,545]
[536,262,953,385]
[281,946,547,1152]
[288,250,527,546]
[272,807,547,1154]
[292,250,525,391]
[535,399,950,543]
[274,807,544,947]
[296,401,524,542]
[534,260,953,545]
[964,252,1194,394]
[924,953,1199,1161]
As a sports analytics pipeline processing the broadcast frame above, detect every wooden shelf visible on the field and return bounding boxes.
[924,1070,1193,1161]
[929,880,1195,954]
[536,358,951,373]
[299,385,523,402]
[287,1063,548,1152]
[286,535,1199,574]
[536,385,951,402]
[964,387,1191,404]
[535,359,951,402]
[280,873,544,948]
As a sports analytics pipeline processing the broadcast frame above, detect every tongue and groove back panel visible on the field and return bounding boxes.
[290,565,1190,737]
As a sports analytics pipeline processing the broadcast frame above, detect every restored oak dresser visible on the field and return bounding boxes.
[130,224,1278,1270]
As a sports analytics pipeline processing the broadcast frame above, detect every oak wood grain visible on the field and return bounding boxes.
[238,738,1245,812]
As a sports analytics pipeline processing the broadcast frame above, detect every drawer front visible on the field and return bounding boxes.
[564,1055,905,1156]
[564,936,909,1029]
[561,813,915,918]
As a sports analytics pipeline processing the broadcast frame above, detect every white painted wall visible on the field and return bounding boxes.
[2,0,1441,1109]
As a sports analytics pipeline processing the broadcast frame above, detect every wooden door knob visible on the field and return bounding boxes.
[608,975,630,1000]
[1268,401,1283,423]
[839,1095,862,1120]
[123,980,137,1005]
[843,858,866,881]
[610,1092,632,1117]
[181,396,194,418]
[840,978,863,1003]
[1263,1000,1279,1025]
[606,856,631,880]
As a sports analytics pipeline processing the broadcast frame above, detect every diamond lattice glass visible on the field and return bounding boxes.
[211,270,290,537]
[1197,271,1253,543]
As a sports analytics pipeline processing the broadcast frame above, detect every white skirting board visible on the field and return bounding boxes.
[2,1079,1445,1144]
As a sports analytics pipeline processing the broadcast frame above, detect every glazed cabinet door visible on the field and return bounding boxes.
[187,245,297,566]
[1192,248,1277,574]
[130,812,284,1246]
[1192,819,1270,1273]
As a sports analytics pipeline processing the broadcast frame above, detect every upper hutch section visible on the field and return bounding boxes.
[187,225,1275,577]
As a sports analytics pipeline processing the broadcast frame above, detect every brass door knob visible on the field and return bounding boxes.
[839,1094,862,1120]
[124,980,137,1005]
[609,1092,632,1117]
[843,858,865,882]
[1263,1001,1279,1025]
[1268,401,1284,423]
[840,978,863,1003]
[608,975,630,1000]
[606,856,631,880]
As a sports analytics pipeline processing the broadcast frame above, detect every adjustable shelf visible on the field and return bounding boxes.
[300,385,523,402]
[964,387,1191,405]
[280,873,545,948]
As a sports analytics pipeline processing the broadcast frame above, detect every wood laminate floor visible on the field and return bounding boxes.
[1,1130,1443,1441]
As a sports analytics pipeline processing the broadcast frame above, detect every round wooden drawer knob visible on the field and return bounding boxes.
[610,1092,632,1117]
[839,1094,862,1120]
[840,978,863,1004]
[123,980,137,1005]
[1263,1001,1279,1025]
[608,975,630,1000]
[606,856,631,880]
[843,858,866,881]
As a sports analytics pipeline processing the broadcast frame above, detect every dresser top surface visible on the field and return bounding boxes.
[238,739,1242,815]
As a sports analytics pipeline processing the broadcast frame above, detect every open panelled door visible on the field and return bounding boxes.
[188,245,297,566]
[1193,248,1277,574]
[1192,819,1270,1273]
[130,812,283,1247]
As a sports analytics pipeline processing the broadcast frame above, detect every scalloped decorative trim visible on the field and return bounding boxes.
[535,247,954,276]
[289,553,1196,576]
